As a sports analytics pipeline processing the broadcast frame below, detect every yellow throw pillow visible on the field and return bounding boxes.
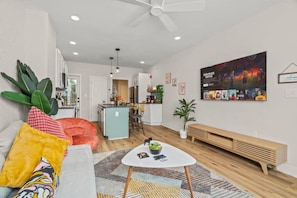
[0,123,69,188]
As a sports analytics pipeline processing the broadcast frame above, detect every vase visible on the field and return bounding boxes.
[179,129,187,139]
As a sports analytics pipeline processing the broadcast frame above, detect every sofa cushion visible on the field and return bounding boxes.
[0,120,23,158]
[27,107,66,141]
[0,123,69,188]
[0,153,13,197]
[13,157,58,198]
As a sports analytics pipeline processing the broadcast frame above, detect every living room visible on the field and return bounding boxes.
[1,0,297,197]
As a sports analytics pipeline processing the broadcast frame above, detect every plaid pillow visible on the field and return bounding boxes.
[27,107,66,141]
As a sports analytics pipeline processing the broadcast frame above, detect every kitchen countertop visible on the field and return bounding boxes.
[59,106,76,109]
[98,104,129,108]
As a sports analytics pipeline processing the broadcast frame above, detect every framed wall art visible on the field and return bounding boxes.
[278,63,297,84]
[172,78,177,86]
[278,72,297,83]
[178,82,185,95]
[165,73,171,84]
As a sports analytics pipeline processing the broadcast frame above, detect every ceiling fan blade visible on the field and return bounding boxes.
[163,0,205,12]
[158,13,177,32]
[129,11,151,27]
[117,0,153,8]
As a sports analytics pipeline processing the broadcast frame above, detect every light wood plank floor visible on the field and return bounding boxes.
[94,123,297,198]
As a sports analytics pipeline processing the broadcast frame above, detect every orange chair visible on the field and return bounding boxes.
[57,118,99,151]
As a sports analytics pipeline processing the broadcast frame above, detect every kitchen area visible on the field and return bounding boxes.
[97,73,163,140]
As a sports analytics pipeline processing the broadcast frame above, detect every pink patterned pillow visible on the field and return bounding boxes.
[27,107,66,141]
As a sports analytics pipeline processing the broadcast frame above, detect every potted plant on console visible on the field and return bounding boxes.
[173,98,196,139]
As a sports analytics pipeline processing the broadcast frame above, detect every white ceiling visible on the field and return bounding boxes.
[23,0,279,68]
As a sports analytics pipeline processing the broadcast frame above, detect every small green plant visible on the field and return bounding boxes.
[149,142,162,150]
[173,99,196,131]
[1,60,58,115]
[156,84,164,103]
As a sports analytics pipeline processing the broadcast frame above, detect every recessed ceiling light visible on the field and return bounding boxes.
[70,41,76,45]
[70,15,80,21]
[174,36,181,40]
[73,52,79,55]
[140,61,145,64]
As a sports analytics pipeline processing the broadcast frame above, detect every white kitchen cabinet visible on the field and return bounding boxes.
[53,107,76,119]
[55,48,67,89]
[142,104,162,125]
[133,73,151,103]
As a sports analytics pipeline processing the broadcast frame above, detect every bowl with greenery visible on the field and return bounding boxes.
[149,142,162,155]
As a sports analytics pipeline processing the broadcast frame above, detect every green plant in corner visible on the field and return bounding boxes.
[1,60,58,115]
[173,99,196,131]
[156,84,164,103]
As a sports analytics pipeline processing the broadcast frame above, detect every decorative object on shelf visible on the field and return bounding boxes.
[165,72,171,84]
[1,60,58,115]
[109,57,114,78]
[156,84,164,103]
[172,78,177,87]
[178,82,185,95]
[144,137,152,145]
[173,99,196,139]
[149,141,162,155]
[278,63,297,83]
[116,95,122,106]
[115,48,120,73]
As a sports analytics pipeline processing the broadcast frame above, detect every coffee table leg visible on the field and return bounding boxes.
[123,166,134,198]
[184,166,194,198]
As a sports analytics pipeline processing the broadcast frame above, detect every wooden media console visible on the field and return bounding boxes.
[188,123,287,175]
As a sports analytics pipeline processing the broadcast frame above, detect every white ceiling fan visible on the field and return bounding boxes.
[118,0,205,32]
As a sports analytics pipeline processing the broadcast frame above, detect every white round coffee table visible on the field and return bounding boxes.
[121,141,196,198]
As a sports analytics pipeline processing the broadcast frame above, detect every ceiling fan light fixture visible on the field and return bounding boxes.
[150,6,163,16]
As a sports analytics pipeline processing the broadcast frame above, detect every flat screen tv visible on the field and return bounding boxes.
[200,51,267,101]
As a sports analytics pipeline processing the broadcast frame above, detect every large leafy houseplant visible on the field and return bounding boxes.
[173,99,196,131]
[1,60,58,115]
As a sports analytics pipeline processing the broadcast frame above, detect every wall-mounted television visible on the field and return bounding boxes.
[200,51,267,101]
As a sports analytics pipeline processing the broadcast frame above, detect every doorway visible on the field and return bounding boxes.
[90,75,108,121]
[112,79,128,103]
[66,74,81,117]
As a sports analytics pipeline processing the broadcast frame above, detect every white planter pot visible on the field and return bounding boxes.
[179,129,187,139]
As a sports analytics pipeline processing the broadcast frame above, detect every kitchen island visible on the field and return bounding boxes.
[98,104,129,140]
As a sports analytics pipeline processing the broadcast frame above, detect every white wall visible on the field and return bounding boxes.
[148,0,297,177]
[0,0,25,129]
[24,9,56,81]
[67,61,143,119]
[0,0,56,129]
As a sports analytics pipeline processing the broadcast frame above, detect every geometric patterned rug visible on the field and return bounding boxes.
[93,149,255,198]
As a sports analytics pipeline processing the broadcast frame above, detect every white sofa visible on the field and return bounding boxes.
[55,144,97,198]
[7,144,97,198]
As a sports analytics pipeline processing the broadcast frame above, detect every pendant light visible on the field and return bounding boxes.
[115,48,120,73]
[109,57,114,78]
